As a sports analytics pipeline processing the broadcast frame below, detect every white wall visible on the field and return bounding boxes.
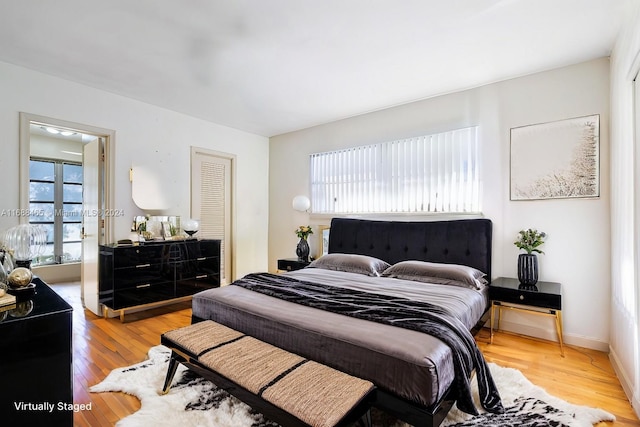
[270,58,611,351]
[0,61,269,281]
[610,1,640,417]
[30,133,84,162]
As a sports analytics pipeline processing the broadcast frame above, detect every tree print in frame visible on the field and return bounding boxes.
[510,114,599,200]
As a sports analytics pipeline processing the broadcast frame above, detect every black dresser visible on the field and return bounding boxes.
[1,277,73,426]
[99,239,221,320]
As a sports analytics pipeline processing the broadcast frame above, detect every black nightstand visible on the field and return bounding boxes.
[489,277,564,356]
[277,258,310,272]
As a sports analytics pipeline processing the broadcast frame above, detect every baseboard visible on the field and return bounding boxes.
[101,296,193,320]
[609,346,640,420]
[495,320,609,352]
[32,263,80,283]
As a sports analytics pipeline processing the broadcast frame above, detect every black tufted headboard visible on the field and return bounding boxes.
[327,218,493,282]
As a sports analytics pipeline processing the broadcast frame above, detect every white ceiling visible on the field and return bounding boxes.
[0,0,630,137]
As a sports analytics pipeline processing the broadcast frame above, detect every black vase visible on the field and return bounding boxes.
[296,238,310,262]
[517,253,538,285]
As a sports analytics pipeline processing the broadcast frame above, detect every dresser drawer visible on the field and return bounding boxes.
[490,286,561,310]
[112,282,175,309]
[113,263,173,290]
[185,240,221,259]
[113,245,166,268]
[175,278,218,297]
[176,257,219,281]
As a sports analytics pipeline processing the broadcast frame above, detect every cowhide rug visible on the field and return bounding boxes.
[90,345,615,427]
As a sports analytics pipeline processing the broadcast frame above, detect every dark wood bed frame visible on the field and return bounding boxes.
[192,217,493,427]
[327,217,492,281]
[325,217,492,426]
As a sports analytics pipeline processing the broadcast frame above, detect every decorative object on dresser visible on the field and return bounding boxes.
[99,239,220,321]
[0,253,8,284]
[133,215,182,240]
[513,228,546,286]
[0,247,14,275]
[161,221,175,239]
[7,266,33,288]
[2,223,47,269]
[0,283,17,312]
[489,277,564,356]
[182,218,200,237]
[294,225,313,262]
[277,258,310,272]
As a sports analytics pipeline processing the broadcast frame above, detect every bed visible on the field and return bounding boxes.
[191,217,500,426]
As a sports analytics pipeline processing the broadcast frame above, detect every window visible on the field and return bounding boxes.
[29,159,83,265]
[310,127,480,214]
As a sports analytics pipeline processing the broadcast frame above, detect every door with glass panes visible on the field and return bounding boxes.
[29,159,83,265]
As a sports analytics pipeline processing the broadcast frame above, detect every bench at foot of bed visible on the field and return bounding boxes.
[161,320,376,427]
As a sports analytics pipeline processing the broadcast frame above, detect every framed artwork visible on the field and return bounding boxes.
[317,226,330,257]
[133,216,146,233]
[161,221,173,239]
[510,114,600,200]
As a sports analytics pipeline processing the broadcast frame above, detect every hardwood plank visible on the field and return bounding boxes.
[476,328,639,426]
[50,282,639,426]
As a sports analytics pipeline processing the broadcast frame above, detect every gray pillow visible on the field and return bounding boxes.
[381,260,488,290]
[308,253,391,277]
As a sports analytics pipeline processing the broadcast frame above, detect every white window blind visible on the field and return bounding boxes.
[310,127,480,214]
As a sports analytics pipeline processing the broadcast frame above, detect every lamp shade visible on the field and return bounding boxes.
[3,224,47,267]
[292,195,311,212]
[182,219,200,237]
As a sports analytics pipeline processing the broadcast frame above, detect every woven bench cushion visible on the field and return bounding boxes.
[163,320,243,356]
[199,336,306,394]
[163,320,374,427]
[261,360,375,427]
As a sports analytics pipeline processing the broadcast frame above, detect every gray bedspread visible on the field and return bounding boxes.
[191,268,489,409]
[232,272,502,415]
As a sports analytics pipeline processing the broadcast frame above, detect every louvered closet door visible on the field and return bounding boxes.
[191,147,233,285]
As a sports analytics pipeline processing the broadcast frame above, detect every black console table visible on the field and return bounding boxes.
[1,277,73,426]
[99,239,221,321]
[489,276,564,356]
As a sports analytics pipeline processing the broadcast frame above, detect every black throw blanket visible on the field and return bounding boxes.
[233,273,504,416]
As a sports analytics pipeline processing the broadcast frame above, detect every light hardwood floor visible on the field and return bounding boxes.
[50,282,639,427]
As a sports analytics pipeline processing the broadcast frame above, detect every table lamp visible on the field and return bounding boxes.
[3,224,47,269]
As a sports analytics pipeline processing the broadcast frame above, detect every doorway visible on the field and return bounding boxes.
[191,146,234,285]
[19,113,115,315]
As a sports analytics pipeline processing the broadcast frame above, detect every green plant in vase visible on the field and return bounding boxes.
[514,228,547,286]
